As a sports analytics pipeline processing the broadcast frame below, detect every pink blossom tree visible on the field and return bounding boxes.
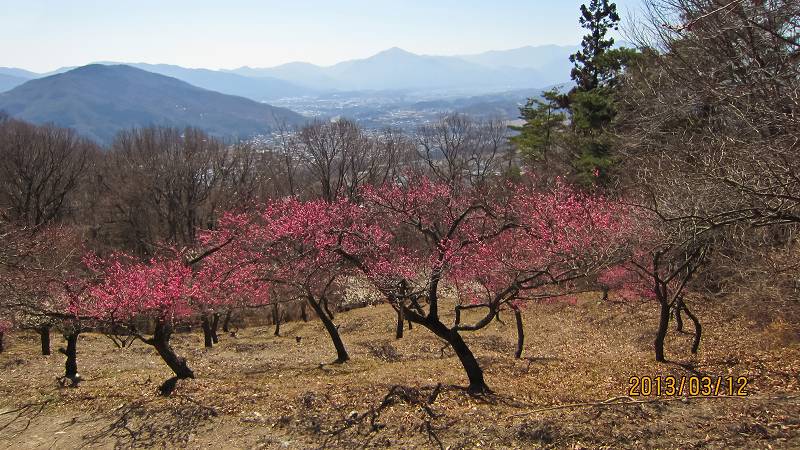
[448,182,629,360]
[189,239,269,348]
[206,199,379,363]
[0,220,75,355]
[597,224,708,362]
[333,178,627,393]
[84,253,198,392]
[83,240,267,394]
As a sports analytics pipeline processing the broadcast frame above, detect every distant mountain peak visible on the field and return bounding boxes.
[371,47,417,58]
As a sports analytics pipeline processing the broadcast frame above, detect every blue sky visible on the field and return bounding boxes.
[0,0,644,72]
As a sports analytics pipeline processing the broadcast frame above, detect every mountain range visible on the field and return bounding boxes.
[0,64,305,144]
[225,45,577,93]
[1,45,577,99]
[0,45,577,144]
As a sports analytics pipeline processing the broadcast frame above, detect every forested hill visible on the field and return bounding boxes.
[0,64,306,145]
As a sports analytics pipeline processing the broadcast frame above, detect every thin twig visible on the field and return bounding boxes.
[665,0,744,32]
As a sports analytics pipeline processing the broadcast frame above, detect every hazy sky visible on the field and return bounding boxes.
[1,0,644,73]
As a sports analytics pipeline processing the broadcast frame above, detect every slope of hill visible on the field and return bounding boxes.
[118,63,315,100]
[0,67,39,79]
[227,62,342,90]
[0,73,29,93]
[0,64,306,144]
[458,44,577,70]
[0,297,796,448]
[29,63,315,101]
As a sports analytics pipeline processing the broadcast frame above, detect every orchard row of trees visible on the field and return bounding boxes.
[3,166,683,394]
[2,0,798,396]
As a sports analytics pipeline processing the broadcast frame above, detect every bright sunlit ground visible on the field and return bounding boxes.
[1,295,798,449]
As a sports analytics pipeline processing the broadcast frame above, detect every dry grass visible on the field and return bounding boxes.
[0,295,798,449]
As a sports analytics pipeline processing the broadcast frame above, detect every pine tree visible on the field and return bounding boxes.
[510,88,566,164]
[569,0,621,92]
[511,1,638,188]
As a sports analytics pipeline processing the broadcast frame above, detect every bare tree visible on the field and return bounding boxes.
[416,114,508,187]
[616,0,800,350]
[297,119,410,201]
[619,0,800,230]
[96,127,266,254]
[267,122,304,198]
[0,118,95,227]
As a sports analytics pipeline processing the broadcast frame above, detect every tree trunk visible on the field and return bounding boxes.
[422,316,489,394]
[273,303,281,337]
[682,303,702,354]
[0,331,4,353]
[322,296,335,320]
[200,315,214,348]
[654,299,670,363]
[454,306,462,326]
[211,313,220,344]
[514,309,524,359]
[62,332,79,380]
[151,321,194,383]
[222,310,233,333]
[300,302,308,322]
[407,320,412,330]
[674,304,684,332]
[39,325,51,356]
[395,307,404,339]
[307,297,349,363]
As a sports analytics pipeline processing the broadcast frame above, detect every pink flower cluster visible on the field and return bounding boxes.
[80,178,634,324]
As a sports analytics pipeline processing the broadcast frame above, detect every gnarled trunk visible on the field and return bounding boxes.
[149,321,194,395]
[514,309,524,359]
[200,315,214,348]
[39,325,51,356]
[322,297,335,320]
[420,315,489,394]
[674,304,684,332]
[682,302,702,354]
[0,331,5,353]
[307,297,349,363]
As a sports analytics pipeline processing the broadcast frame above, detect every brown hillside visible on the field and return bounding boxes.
[0,296,798,449]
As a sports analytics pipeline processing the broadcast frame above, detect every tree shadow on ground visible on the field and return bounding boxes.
[80,395,218,449]
[311,383,450,450]
[0,400,51,439]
